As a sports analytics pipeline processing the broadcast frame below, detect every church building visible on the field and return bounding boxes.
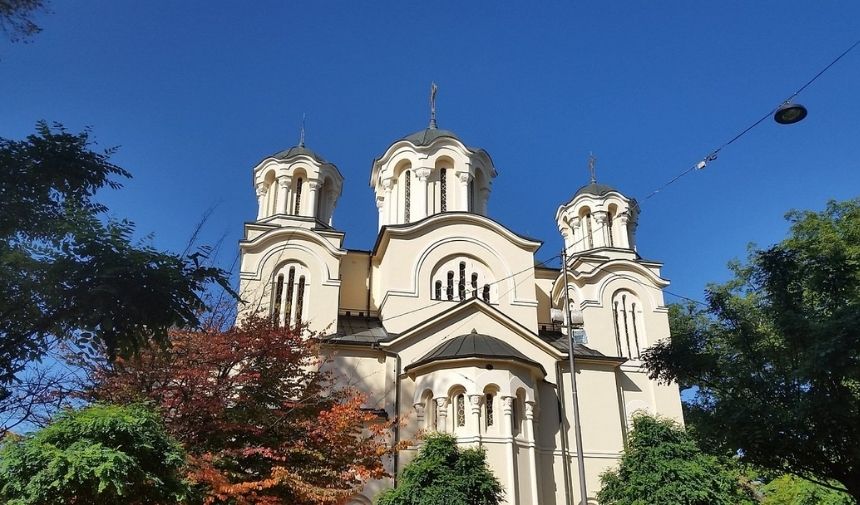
[238,110,683,504]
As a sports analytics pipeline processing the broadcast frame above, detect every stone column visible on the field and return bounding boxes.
[525,401,541,505]
[502,396,518,504]
[381,178,394,226]
[457,172,473,212]
[593,211,609,248]
[413,167,431,221]
[616,213,630,248]
[413,402,425,430]
[306,180,319,219]
[570,217,582,253]
[435,397,449,433]
[376,196,385,231]
[255,183,267,220]
[469,394,483,439]
[479,187,491,215]
[276,176,291,215]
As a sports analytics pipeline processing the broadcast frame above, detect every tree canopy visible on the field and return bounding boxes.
[0,122,231,425]
[643,198,860,500]
[85,314,389,505]
[376,433,503,505]
[597,415,755,505]
[0,403,191,505]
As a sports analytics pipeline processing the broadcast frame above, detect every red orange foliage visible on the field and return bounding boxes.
[86,315,390,504]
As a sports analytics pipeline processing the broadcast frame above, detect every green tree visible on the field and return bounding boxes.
[761,474,853,505]
[376,433,503,505]
[0,403,192,504]
[0,0,46,42]
[0,122,232,429]
[643,198,860,500]
[597,415,755,505]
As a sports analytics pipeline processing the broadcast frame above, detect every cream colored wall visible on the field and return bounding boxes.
[339,250,372,313]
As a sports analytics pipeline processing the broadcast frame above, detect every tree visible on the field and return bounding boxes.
[84,314,389,505]
[0,0,46,42]
[376,433,503,505]
[0,403,192,504]
[597,415,755,505]
[0,122,231,429]
[643,198,860,500]
[761,474,853,505]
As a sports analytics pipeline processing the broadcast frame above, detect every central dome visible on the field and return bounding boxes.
[401,127,462,146]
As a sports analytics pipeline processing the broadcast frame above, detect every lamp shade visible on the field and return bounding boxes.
[774,102,808,124]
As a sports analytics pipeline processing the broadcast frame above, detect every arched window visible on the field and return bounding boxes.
[272,274,284,325]
[285,267,295,325]
[484,393,494,428]
[468,178,475,212]
[293,178,303,215]
[455,394,465,428]
[458,262,466,300]
[295,276,306,325]
[440,168,447,212]
[404,170,411,223]
[446,271,454,300]
[434,280,442,300]
[471,273,478,298]
[585,212,594,249]
[612,290,645,359]
[607,212,615,247]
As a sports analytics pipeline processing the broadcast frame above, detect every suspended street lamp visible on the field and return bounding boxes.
[774,101,808,124]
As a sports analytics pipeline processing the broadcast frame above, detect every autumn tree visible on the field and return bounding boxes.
[84,314,389,505]
[0,403,192,505]
[644,198,860,500]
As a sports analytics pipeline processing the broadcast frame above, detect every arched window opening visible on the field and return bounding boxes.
[482,284,490,303]
[404,170,411,223]
[434,280,442,300]
[458,262,466,300]
[446,271,454,300]
[607,212,615,247]
[440,168,447,212]
[272,274,284,325]
[468,178,475,212]
[285,267,296,325]
[612,291,645,359]
[267,180,278,216]
[471,273,478,298]
[511,399,519,435]
[455,394,466,428]
[422,393,436,431]
[293,178,303,215]
[586,212,594,249]
[485,393,494,428]
[295,275,306,326]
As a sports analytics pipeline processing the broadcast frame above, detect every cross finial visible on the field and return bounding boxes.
[588,152,597,184]
[429,82,438,129]
[299,113,306,147]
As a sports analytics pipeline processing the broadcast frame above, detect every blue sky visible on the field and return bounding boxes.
[2,1,859,303]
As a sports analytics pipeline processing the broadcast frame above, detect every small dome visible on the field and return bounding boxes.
[401,127,462,146]
[270,145,328,164]
[573,182,618,198]
[404,330,545,374]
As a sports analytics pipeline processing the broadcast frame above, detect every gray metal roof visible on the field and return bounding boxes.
[538,328,626,361]
[573,182,618,198]
[405,330,546,374]
[401,127,462,146]
[270,145,329,164]
[324,314,390,344]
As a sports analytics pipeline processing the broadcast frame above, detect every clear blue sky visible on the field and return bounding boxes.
[2,1,859,303]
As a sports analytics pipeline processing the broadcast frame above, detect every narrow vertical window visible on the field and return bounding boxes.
[434,280,442,300]
[607,212,615,247]
[468,179,475,212]
[458,262,466,300]
[485,394,494,427]
[285,267,295,325]
[446,271,454,300]
[586,213,593,249]
[293,178,303,215]
[440,169,447,212]
[631,302,641,359]
[272,274,284,325]
[621,294,632,357]
[482,284,490,303]
[404,170,411,223]
[612,301,623,357]
[471,273,478,298]
[511,400,519,434]
[456,394,465,428]
[295,276,306,325]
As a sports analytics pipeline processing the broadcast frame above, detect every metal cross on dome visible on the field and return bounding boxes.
[429,82,438,129]
[588,152,597,184]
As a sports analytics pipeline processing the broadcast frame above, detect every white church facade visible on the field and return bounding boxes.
[238,118,683,504]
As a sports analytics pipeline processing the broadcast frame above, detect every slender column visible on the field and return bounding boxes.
[413,167,431,221]
[616,213,630,248]
[381,178,394,226]
[469,394,483,440]
[593,211,609,248]
[413,402,426,429]
[306,180,319,219]
[502,396,518,504]
[276,176,291,215]
[570,217,582,253]
[525,401,541,505]
[435,397,449,433]
[255,183,267,220]
[457,172,472,212]
[376,196,385,231]
[479,187,490,215]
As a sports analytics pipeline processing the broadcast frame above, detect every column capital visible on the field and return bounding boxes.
[307,179,321,190]
[414,167,432,181]
[457,171,473,184]
[592,210,609,223]
[381,178,394,191]
[525,401,537,420]
[277,175,291,188]
[435,397,448,409]
[255,182,267,197]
